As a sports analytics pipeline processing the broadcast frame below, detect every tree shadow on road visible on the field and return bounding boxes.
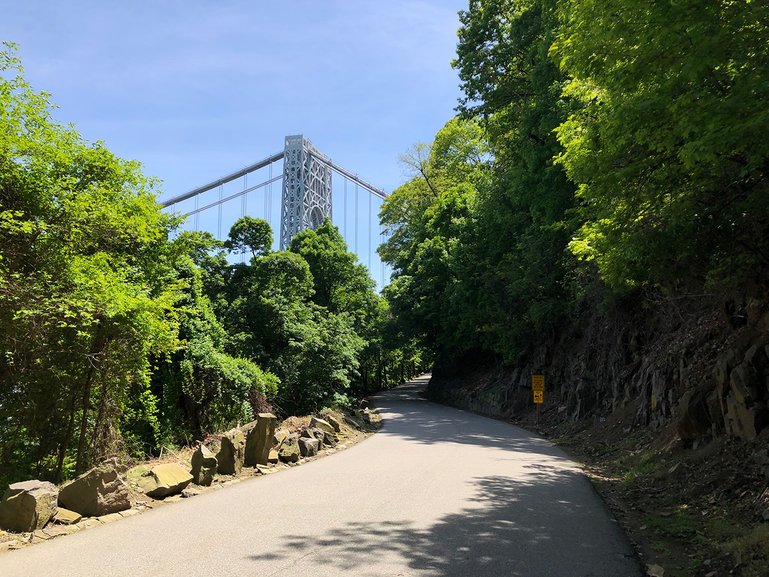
[245,471,643,577]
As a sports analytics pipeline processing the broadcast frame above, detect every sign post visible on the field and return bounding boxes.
[531,374,544,425]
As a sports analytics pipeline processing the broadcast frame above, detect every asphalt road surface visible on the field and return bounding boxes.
[0,376,643,577]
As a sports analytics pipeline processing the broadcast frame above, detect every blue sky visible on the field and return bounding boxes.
[3,1,467,195]
[2,1,468,286]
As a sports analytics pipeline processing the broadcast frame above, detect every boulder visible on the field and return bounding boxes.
[268,449,279,464]
[216,428,246,475]
[323,431,338,447]
[243,413,278,467]
[309,417,335,435]
[724,386,769,440]
[298,437,320,458]
[190,445,218,486]
[274,429,290,448]
[59,459,131,517]
[52,507,81,525]
[325,415,342,433]
[278,434,300,463]
[730,363,761,406]
[745,344,769,371]
[676,389,712,443]
[311,428,327,444]
[138,464,193,499]
[344,414,362,429]
[0,480,58,532]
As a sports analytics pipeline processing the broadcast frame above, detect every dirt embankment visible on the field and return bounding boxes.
[427,290,769,577]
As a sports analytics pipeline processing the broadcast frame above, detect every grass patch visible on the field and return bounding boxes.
[619,449,662,487]
[714,522,769,576]
[643,507,699,539]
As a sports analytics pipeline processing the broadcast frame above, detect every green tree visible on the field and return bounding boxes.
[552,0,769,290]
[379,119,487,357]
[452,0,578,359]
[152,248,278,442]
[0,44,182,481]
[225,216,273,258]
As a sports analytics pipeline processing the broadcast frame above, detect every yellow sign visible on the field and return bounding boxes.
[531,374,545,391]
[533,390,544,404]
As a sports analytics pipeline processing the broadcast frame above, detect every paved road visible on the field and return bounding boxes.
[0,376,643,577]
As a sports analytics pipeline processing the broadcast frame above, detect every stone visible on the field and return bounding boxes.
[323,431,338,447]
[268,449,279,464]
[278,434,300,463]
[137,464,193,499]
[309,417,335,435]
[0,480,58,532]
[344,415,362,429]
[647,563,665,577]
[59,459,131,517]
[244,413,277,467]
[43,524,79,538]
[190,444,218,486]
[298,437,320,458]
[311,428,328,445]
[52,507,81,525]
[705,390,724,435]
[77,517,103,529]
[97,512,123,524]
[745,344,768,372]
[730,363,760,406]
[0,540,23,553]
[216,428,246,475]
[676,389,712,443]
[325,415,342,433]
[725,394,769,440]
[274,428,290,447]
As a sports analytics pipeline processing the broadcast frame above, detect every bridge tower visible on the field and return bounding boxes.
[279,135,332,249]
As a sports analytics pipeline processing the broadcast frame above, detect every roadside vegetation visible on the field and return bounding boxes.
[0,43,424,488]
[377,2,769,575]
[380,0,769,368]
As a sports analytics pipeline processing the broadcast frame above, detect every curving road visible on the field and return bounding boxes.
[0,376,643,577]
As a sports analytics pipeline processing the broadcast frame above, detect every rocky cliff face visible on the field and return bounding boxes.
[428,288,769,446]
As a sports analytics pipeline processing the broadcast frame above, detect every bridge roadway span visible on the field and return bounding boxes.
[0,377,643,577]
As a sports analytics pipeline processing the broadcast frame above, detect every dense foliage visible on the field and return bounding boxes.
[0,44,422,486]
[380,0,769,366]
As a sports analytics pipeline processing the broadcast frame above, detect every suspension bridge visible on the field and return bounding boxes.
[160,135,392,289]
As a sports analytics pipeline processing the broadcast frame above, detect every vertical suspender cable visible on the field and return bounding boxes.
[241,174,247,264]
[242,174,247,218]
[380,198,385,289]
[265,162,271,227]
[194,194,199,231]
[368,191,372,269]
[268,162,273,242]
[217,184,223,240]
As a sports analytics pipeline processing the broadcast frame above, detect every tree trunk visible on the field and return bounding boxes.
[55,389,79,483]
[75,329,105,474]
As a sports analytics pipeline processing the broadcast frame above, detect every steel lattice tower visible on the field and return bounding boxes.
[279,135,332,249]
